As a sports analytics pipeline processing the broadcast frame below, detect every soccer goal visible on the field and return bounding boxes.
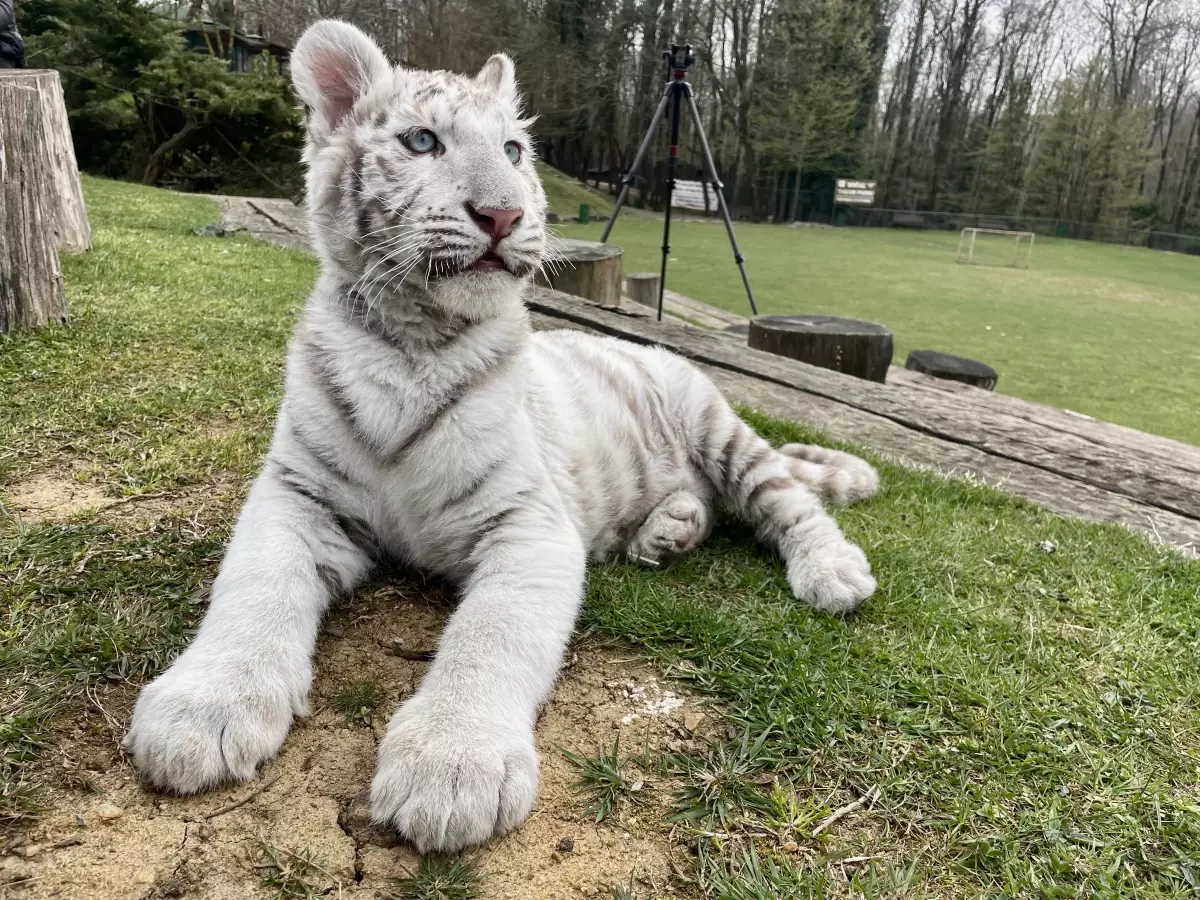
[956,227,1035,268]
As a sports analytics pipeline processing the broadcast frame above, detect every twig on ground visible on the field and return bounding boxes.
[203,772,282,820]
[836,854,880,865]
[104,491,172,509]
[391,648,436,661]
[812,786,879,837]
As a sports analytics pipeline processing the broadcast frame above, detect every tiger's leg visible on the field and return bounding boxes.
[680,378,875,614]
[625,489,713,567]
[777,443,880,506]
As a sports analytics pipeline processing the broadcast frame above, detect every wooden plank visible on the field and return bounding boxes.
[525,286,1200,522]
[697,365,1200,554]
[886,366,1200,475]
[529,309,1200,554]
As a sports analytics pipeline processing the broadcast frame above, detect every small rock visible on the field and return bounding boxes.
[598,830,616,848]
[682,711,706,732]
[84,753,111,773]
[1038,540,1057,554]
[580,887,598,897]
[96,803,124,822]
[550,851,563,864]
[556,837,575,852]
[133,868,156,885]
[625,816,638,827]
[325,624,346,638]
[18,844,42,859]
[782,841,798,853]
[196,824,216,842]
[74,815,85,828]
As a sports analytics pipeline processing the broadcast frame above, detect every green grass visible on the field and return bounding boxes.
[388,855,483,900]
[330,679,385,727]
[256,839,329,899]
[537,162,612,220]
[2,178,1200,896]
[560,216,1200,445]
[562,737,647,823]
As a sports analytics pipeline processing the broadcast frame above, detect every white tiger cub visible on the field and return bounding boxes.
[124,20,880,853]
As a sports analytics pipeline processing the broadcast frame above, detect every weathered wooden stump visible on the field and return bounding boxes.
[905,349,998,390]
[0,70,91,253]
[626,272,660,309]
[0,79,69,332]
[536,239,623,307]
[748,315,893,383]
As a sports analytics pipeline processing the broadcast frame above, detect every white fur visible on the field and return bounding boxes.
[125,21,880,853]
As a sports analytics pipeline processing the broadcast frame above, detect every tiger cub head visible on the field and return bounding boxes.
[292,21,548,322]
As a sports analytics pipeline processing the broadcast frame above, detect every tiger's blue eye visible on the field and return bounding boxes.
[403,129,439,154]
[504,141,522,165]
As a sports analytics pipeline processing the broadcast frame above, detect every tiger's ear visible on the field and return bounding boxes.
[475,53,518,105]
[291,20,390,141]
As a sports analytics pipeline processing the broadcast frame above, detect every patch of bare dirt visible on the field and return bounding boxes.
[2,474,116,521]
[2,582,703,899]
[2,472,238,527]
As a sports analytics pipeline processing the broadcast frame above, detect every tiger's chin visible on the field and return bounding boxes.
[420,265,531,323]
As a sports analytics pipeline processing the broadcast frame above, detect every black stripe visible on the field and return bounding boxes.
[445,456,506,508]
[746,475,793,508]
[271,459,339,518]
[300,339,383,454]
[335,512,379,557]
[289,421,354,483]
[316,562,344,597]
[385,346,518,466]
[718,426,744,486]
[731,444,772,493]
[473,504,522,548]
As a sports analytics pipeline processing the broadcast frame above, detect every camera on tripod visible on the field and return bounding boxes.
[602,39,756,319]
[664,44,694,73]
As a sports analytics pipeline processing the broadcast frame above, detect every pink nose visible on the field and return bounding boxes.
[468,205,523,239]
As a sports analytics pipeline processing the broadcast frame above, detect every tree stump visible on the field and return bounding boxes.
[748,315,893,382]
[536,239,623,307]
[0,70,91,253]
[626,272,660,309]
[0,81,68,332]
[905,350,998,390]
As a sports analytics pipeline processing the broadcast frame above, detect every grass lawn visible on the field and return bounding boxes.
[3,177,1200,896]
[536,162,613,220]
[559,216,1200,446]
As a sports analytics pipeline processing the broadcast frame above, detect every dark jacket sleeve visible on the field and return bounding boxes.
[0,0,26,69]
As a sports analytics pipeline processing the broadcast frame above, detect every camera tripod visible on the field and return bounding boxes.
[600,44,757,321]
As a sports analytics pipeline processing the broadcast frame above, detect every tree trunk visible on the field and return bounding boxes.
[0,81,68,332]
[905,349,998,390]
[535,238,624,307]
[143,117,204,186]
[0,70,91,252]
[748,315,893,382]
[626,272,661,308]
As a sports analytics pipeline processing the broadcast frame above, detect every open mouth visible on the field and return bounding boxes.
[471,251,509,273]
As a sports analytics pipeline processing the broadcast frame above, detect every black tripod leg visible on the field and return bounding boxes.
[600,83,673,243]
[657,82,684,322]
[684,86,757,316]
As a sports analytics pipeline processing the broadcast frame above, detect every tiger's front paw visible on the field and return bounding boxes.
[370,696,538,853]
[125,649,307,794]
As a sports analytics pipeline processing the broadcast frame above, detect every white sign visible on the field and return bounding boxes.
[671,179,718,213]
[835,178,876,206]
